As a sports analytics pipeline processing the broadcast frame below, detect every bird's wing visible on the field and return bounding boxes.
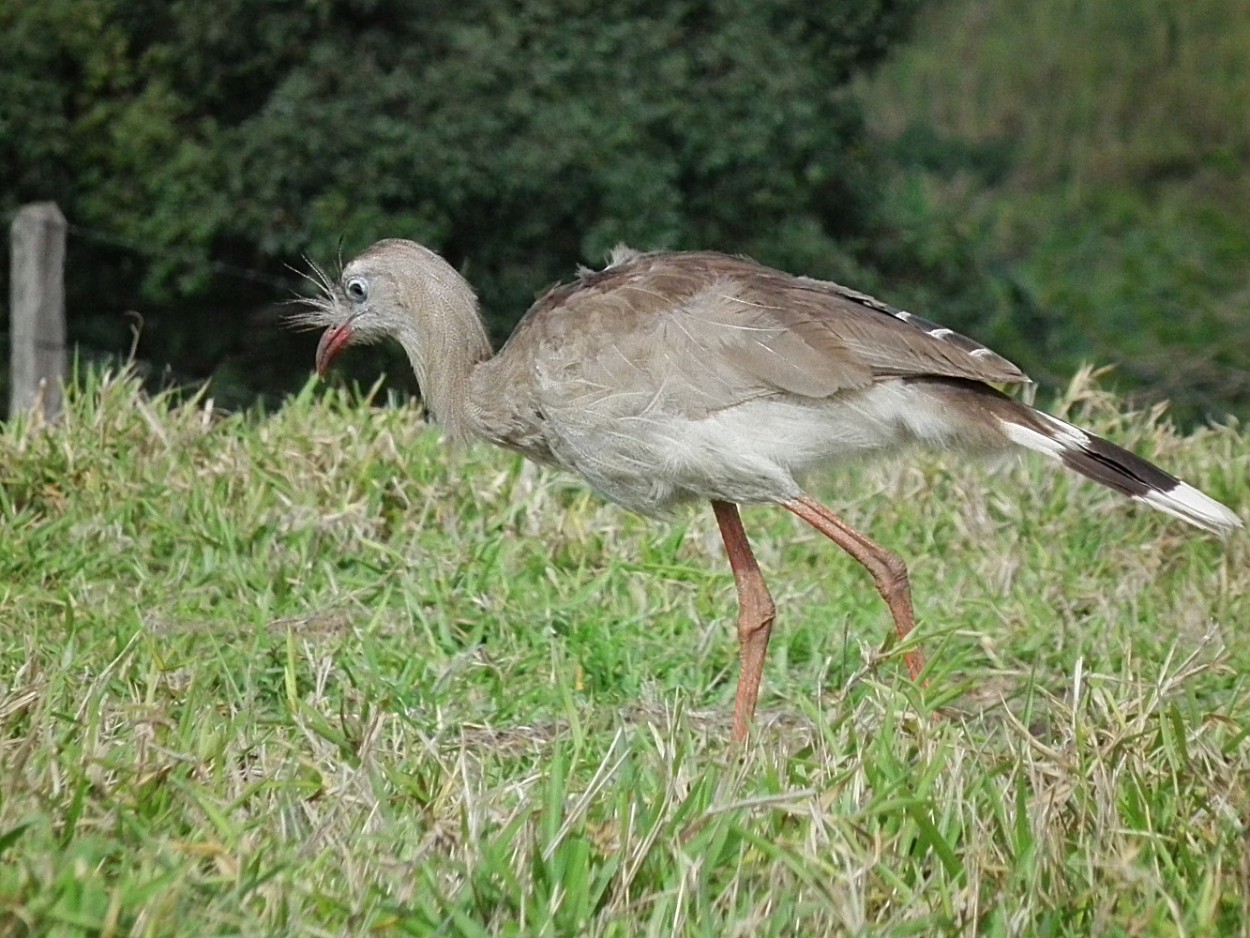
[504,251,1029,416]
[720,261,1030,392]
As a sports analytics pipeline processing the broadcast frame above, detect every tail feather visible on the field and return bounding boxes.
[997,407,1242,538]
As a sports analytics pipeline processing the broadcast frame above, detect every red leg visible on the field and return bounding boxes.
[711,500,776,743]
[783,495,926,681]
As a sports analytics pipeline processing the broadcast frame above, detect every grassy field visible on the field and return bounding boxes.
[0,370,1246,936]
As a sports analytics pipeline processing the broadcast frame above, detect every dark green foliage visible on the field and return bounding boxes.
[857,0,1250,423]
[1,0,923,399]
[7,0,1244,423]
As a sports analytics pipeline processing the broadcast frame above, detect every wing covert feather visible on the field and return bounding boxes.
[500,251,1028,417]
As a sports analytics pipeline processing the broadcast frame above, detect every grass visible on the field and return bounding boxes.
[0,368,1247,936]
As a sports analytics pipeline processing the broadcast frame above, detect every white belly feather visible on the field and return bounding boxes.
[541,380,971,515]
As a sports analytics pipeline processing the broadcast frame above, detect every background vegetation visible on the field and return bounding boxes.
[858,0,1250,421]
[0,0,921,404]
[2,0,1247,420]
[0,370,1245,934]
[3,4,1248,930]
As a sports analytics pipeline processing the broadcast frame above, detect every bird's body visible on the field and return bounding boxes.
[469,248,1017,516]
[300,238,1241,740]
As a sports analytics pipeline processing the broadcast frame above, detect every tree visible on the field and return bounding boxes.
[2,0,925,397]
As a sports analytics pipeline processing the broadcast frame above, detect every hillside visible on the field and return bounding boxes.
[856,0,1250,421]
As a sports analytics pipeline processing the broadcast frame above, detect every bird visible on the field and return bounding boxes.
[295,239,1242,742]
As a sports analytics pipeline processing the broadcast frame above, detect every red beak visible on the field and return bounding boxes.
[315,323,354,376]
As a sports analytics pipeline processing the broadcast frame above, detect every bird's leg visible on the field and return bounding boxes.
[711,500,776,743]
[783,495,926,681]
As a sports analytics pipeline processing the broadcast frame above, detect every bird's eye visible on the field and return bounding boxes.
[345,277,368,303]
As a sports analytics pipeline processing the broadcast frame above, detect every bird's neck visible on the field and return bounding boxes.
[393,299,493,447]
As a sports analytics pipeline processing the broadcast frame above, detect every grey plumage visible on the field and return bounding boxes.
[294,239,1241,739]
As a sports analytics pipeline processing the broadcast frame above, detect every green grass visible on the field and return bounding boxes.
[1,369,1247,936]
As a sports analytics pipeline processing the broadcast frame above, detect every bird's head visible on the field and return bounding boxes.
[292,243,411,376]
[291,239,479,377]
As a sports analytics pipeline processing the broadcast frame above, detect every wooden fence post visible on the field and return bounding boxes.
[9,201,67,420]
